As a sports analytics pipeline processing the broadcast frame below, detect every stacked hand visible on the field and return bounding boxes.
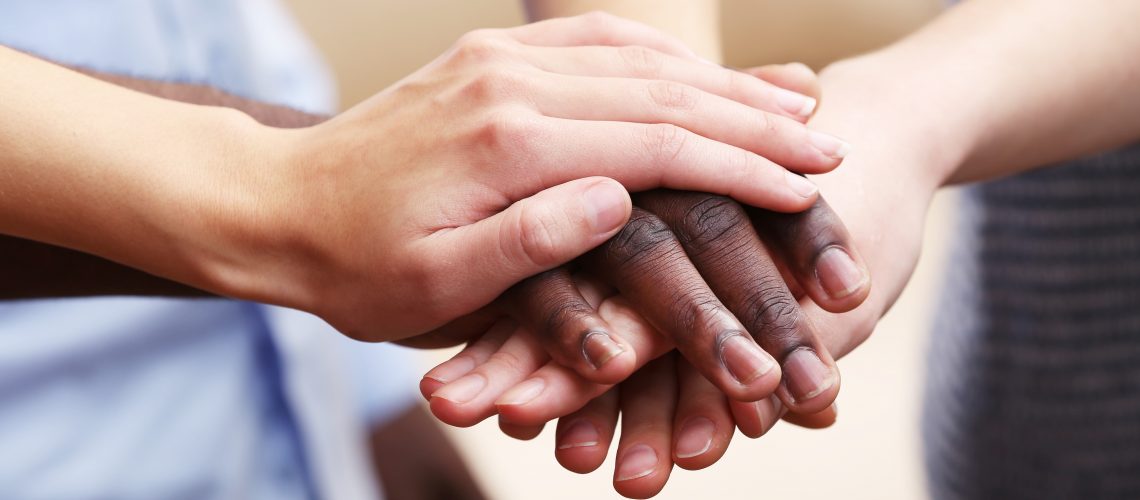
[235,13,853,343]
[414,59,902,498]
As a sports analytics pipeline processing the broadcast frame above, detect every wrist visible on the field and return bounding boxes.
[815,53,975,192]
[159,107,306,305]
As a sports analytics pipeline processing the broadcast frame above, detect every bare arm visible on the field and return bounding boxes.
[0,63,325,299]
[0,14,849,342]
[827,0,1140,186]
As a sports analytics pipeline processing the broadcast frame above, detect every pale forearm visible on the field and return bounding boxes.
[522,0,722,61]
[0,46,283,292]
[823,0,1140,186]
[0,58,326,299]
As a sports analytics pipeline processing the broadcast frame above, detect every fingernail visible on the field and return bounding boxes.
[496,377,545,406]
[615,444,658,481]
[675,417,716,458]
[719,332,777,385]
[430,373,487,404]
[808,129,852,159]
[783,349,836,403]
[815,246,868,300]
[557,420,600,450]
[583,181,629,233]
[424,356,477,384]
[784,171,818,199]
[582,330,625,369]
[773,87,817,118]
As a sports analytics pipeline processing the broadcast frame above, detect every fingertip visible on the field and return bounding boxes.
[671,417,729,471]
[782,171,821,209]
[555,419,608,473]
[428,376,493,428]
[493,381,554,426]
[426,396,466,427]
[499,418,545,440]
[419,376,445,400]
[807,130,852,164]
[613,444,671,499]
[556,448,606,474]
[716,333,782,402]
[581,176,632,236]
[810,245,872,313]
[421,355,478,394]
[494,377,546,407]
[577,337,637,385]
[730,400,764,438]
[782,402,839,429]
[776,348,841,414]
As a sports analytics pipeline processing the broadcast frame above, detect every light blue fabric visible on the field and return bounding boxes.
[0,1,403,499]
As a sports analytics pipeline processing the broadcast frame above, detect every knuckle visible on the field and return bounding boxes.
[672,291,730,337]
[617,45,665,78]
[452,30,512,63]
[642,123,689,165]
[647,80,700,111]
[724,146,759,186]
[601,208,677,267]
[753,109,778,136]
[474,110,538,157]
[674,195,749,251]
[461,69,530,104]
[724,69,746,99]
[542,300,596,346]
[486,350,527,376]
[739,276,804,348]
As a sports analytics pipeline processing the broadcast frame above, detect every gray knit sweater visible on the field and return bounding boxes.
[924,144,1140,499]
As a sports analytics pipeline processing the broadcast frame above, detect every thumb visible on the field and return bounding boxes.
[430,176,631,310]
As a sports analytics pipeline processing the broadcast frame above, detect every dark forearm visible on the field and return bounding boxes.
[1,65,328,299]
[74,68,328,128]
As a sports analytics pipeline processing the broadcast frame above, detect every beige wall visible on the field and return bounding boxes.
[281,2,951,499]
[284,0,941,109]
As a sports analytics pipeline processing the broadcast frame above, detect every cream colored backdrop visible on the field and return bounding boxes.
[282,1,953,499]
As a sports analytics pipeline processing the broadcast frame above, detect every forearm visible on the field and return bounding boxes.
[522,0,722,61]
[822,0,1140,186]
[0,48,324,299]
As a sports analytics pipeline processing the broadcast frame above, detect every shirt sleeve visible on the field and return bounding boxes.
[341,337,424,429]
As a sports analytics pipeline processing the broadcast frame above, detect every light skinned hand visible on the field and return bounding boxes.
[0,14,851,345]
[210,13,852,342]
[411,64,862,409]
[418,63,855,498]
[419,64,864,417]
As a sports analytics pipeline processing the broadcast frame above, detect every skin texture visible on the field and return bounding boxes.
[0,63,486,500]
[421,67,854,499]
[0,12,853,345]
[444,1,1140,497]
[418,64,862,404]
[0,68,326,299]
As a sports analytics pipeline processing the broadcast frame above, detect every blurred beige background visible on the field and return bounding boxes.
[282,1,953,499]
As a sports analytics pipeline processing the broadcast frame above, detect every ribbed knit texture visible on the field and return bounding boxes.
[924,144,1140,500]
